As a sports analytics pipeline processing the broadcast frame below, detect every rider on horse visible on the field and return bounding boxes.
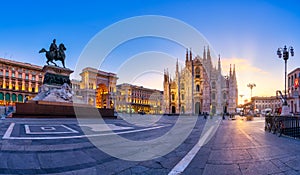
[49,39,58,59]
[39,39,67,68]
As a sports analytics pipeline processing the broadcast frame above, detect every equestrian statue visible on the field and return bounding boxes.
[39,39,67,68]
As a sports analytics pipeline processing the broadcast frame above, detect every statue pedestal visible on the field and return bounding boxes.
[280,105,290,116]
[12,101,115,118]
[32,65,74,102]
[42,65,73,86]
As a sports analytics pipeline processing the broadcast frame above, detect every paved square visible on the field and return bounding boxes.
[1,116,299,174]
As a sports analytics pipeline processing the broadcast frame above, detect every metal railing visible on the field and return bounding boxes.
[265,115,300,139]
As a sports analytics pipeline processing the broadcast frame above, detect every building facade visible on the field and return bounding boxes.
[251,96,281,112]
[163,47,238,115]
[115,83,163,114]
[0,58,43,105]
[71,67,118,108]
[288,68,300,113]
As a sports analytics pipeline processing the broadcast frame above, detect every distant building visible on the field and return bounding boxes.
[0,58,43,105]
[115,83,163,114]
[251,96,281,112]
[163,47,238,115]
[71,67,118,108]
[288,68,300,113]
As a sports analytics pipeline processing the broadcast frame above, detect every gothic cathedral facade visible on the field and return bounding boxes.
[163,46,238,115]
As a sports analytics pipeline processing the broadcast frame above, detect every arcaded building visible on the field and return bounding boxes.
[71,67,118,108]
[115,83,163,114]
[163,47,238,115]
[251,96,281,112]
[0,58,43,105]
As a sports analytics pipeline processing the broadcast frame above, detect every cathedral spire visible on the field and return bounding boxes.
[176,58,179,73]
[164,69,169,83]
[203,46,206,60]
[186,48,188,62]
[207,46,211,61]
[233,64,236,78]
[229,64,232,77]
[189,48,192,61]
[218,54,221,72]
[207,46,212,68]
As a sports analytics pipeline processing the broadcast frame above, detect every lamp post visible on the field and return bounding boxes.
[247,83,256,99]
[277,45,294,106]
[239,94,244,105]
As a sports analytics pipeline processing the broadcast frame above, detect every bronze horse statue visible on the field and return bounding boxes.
[39,43,66,68]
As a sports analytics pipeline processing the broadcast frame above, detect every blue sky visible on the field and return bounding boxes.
[1,0,300,102]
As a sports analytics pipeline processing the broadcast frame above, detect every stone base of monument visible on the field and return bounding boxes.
[280,105,291,116]
[12,101,116,118]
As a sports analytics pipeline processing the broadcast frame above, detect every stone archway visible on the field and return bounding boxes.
[0,92,3,101]
[18,94,23,102]
[181,106,185,114]
[12,93,17,102]
[171,106,176,114]
[212,105,216,114]
[195,102,201,115]
[5,93,10,102]
[96,84,108,108]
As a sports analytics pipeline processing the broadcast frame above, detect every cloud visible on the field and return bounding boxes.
[220,57,282,102]
[220,58,269,75]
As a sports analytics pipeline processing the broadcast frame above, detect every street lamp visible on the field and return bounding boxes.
[277,45,294,105]
[247,83,256,99]
[239,94,244,105]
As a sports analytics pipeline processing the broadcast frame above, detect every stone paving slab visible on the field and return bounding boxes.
[203,164,241,175]
[239,160,282,175]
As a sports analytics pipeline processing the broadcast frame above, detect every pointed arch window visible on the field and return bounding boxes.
[195,67,200,78]
[181,83,185,90]
[196,84,200,92]
[212,93,215,100]
[212,82,216,89]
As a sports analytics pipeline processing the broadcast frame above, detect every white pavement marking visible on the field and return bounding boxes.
[78,124,133,132]
[2,123,169,140]
[41,127,56,131]
[168,119,220,175]
[2,122,15,139]
[24,124,79,134]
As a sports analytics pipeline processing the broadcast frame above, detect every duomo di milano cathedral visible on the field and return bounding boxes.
[163,46,238,115]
